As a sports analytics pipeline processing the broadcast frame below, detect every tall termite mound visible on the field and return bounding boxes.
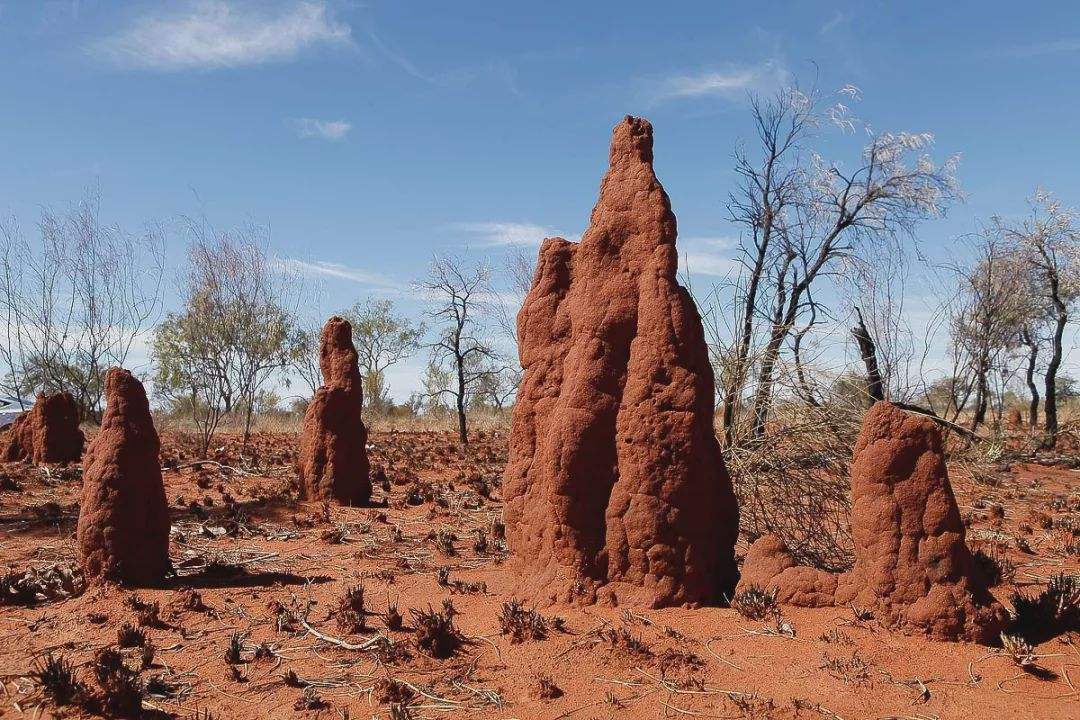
[503,116,739,608]
[737,401,1008,643]
[2,391,84,464]
[77,368,170,585]
[296,316,371,505]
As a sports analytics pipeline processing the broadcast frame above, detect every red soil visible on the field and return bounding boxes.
[0,427,1076,719]
[296,316,371,505]
[504,116,738,609]
[2,391,84,464]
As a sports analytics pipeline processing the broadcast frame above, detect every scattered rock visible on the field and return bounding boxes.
[296,316,371,505]
[737,401,1008,643]
[2,392,84,464]
[503,116,738,608]
[76,368,170,585]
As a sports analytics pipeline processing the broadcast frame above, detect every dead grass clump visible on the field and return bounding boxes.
[532,673,562,700]
[126,594,163,627]
[973,544,1016,586]
[32,653,83,707]
[293,686,328,711]
[1010,573,1080,643]
[435,566,487,594]
[411,604,463,658]
[335,584,368,633]
[224,632,246,664]
[374,678,414,704]
[430,528,457,555]
[727,402,858,571]
[498,600,549,643]
[0,564,84,605]
[117,623,147,648]
[1000,633,1037,668]
[601,627,652,658]
[92,647,145,717]
[730,586,779,620]
[821,652,871,685]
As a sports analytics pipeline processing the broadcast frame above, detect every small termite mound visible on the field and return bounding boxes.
[2,391,84,464]
[296,316,371,505]
[77,368,170,585]
[737,401,1008,643]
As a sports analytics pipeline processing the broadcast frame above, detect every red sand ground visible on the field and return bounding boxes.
[0,429,1077,719]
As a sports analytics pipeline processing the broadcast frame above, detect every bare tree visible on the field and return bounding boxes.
[0,188,164,419]
[746,118,959,437]
[997,190,1080,446]
[722,87,814,445]
[418,255,501,445]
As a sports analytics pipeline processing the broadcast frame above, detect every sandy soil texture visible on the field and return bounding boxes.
[0,429,1077,719]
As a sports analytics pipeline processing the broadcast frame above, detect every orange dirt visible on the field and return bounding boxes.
[0,428,1077,719]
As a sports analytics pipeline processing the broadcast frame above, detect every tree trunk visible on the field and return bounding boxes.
[722,240,770,446]
[851,307,884,406]
[1044,310,1067,446]
[455,353,468,446]
[1023,332,1040,429]
[750,327,786,437]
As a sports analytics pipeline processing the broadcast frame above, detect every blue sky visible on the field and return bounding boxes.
[1,1,1079,398]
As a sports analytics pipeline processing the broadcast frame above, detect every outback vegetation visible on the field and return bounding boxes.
[0,81,1078,720]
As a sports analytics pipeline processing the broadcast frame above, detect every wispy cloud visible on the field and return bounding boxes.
[274,257,400,289]
[1006,38,1080,58]
[650,60,788,103]
[819,10,850,35]
[679,236,741,278]
[452,221,577,247]
[90,1,351,71]
[289,117,351,141]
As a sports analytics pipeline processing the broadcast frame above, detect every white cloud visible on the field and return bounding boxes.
[274,257,399,289]
[679,236,741,277]
[289,117,351,141]
[91,1,351,71]
[651,60,788,102]
[453,221,576,247]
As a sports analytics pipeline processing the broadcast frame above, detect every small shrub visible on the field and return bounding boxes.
[224,632,246,664]
[498,601,548,643]
[117,623,147,648]
[730,586,778,620]
[32,653,83,706]
[1010,573,1080,642]
[336,584,367,633]
[411,605,463,658]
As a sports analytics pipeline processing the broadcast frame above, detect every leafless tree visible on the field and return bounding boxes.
[746,105,959,437]
[722,87,814,445]
[418,255,502,445]
[0,188,164,419]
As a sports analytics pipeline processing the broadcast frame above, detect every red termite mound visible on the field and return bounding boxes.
[737,401,1008,643]
[2,392,84,464]
[296,316,371,505]
[77,368,170,585]
[503,116,739,609]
